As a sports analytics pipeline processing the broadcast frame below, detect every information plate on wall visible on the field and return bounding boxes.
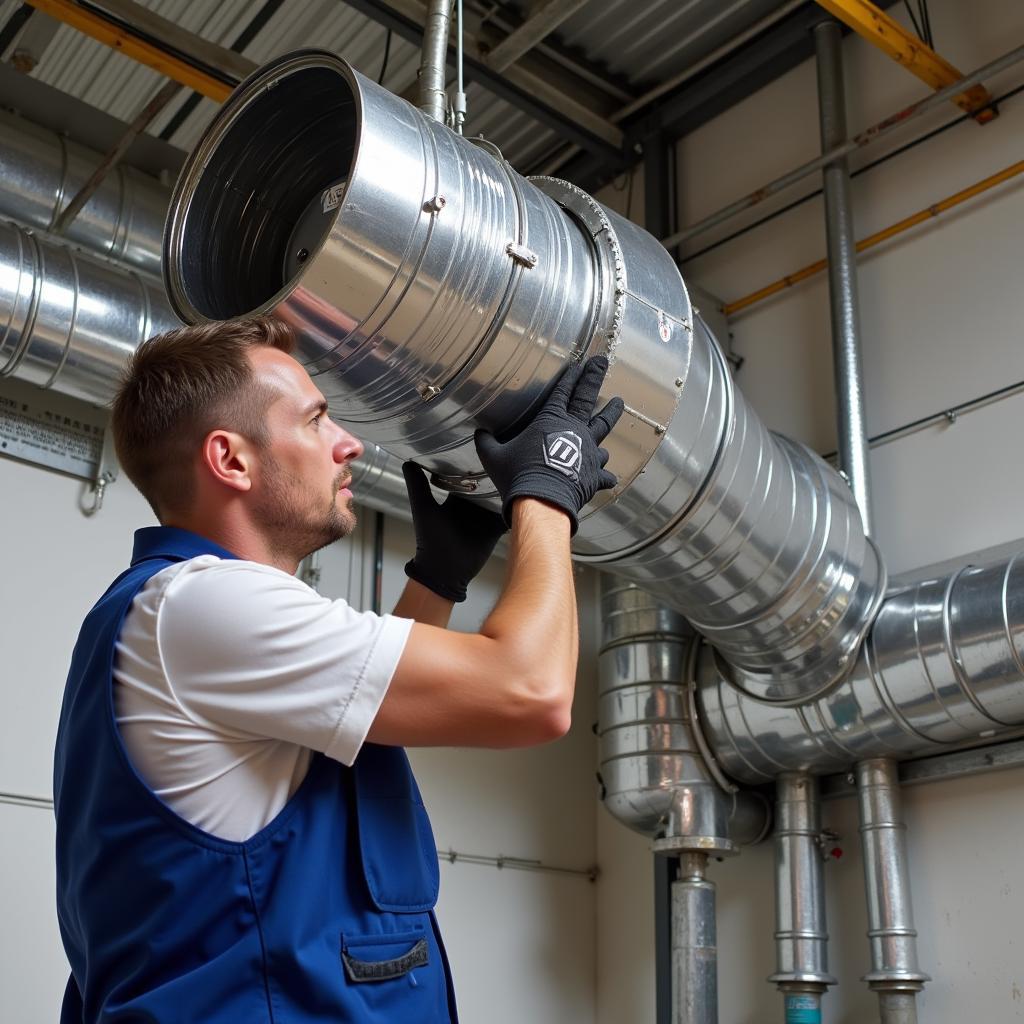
[0,378,106,481]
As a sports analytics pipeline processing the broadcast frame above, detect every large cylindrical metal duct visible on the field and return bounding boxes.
[597,582,769,853]
[697,551,1024,783]
[0,108,169,276]
[162,50,884,703]
[0,219,177,405]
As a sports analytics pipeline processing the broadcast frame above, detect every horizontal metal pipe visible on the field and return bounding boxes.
[660,41,1024,251]
[163,51,885,702]
[0,107,169,276]
[0,219,177,405]
[697,550,1024,783]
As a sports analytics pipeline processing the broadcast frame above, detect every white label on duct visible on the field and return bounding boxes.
[321,183,346,212]
[0,391,104,480]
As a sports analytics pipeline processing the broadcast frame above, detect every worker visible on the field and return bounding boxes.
[53,316,623,1023]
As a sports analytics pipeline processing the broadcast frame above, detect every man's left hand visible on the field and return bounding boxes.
[402,462,508,603]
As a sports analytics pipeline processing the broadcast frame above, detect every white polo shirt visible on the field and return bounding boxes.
[113,555,413,842]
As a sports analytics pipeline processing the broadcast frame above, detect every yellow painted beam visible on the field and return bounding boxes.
[24,0,234,102]
[815,0,997,123]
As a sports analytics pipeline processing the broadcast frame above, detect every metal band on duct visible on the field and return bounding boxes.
[0,219,177,404]
[162,50,884,703]
[0,108,168,277]
[697,552,1024,783]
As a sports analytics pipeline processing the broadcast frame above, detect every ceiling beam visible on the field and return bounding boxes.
[23,0,253,100]
[482,0,591,73]
[343,0,623,159]
[814,0,997,122]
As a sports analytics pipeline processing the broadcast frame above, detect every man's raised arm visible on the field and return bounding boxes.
[368,356,623,749]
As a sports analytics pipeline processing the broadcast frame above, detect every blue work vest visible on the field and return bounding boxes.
[54,526,457,1023]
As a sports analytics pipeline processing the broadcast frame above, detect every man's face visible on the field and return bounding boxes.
[248,347,364,561]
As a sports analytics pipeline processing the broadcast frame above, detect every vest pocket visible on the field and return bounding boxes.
[352,745,440,913]
[341,930,429,983]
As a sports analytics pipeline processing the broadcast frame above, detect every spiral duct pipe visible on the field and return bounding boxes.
[696,551,1024,784]
[0,108,169,277]
[0,219,177,405]
[597,582,769,854]
[162,50,885,704]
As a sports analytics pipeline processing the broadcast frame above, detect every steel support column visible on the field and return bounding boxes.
[815,17,875,534]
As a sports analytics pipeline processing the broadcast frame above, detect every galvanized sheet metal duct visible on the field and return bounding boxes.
[0,108,168,277]
[162,50,885,704]
[697,552,1024,783]
[0,219,177,404]
[597,582,769,854]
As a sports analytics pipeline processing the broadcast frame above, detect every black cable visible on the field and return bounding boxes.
[377,28,393,85]
[625,168,635,222]
[681,79,1024,266]
[158,0,286,142]
[902,0,924,41]
[920,0,934,48]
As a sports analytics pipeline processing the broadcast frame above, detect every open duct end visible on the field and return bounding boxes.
[163,51,358,323]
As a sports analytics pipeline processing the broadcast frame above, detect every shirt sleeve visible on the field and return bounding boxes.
[155,558,413,766]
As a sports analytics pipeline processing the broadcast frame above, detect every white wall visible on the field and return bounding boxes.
[0,451,599,1024]
[597,0,1024,1021]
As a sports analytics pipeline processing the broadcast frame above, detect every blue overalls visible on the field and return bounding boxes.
[54,526,457,1023]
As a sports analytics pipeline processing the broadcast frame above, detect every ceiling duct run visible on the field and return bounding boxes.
[162,50,885,706]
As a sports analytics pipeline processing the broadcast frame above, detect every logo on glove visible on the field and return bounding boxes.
[543,431,583,480]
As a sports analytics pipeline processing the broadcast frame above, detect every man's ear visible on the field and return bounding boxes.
[201,429,254,493]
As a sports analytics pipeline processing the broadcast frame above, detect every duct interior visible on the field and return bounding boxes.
[163,49,885,704]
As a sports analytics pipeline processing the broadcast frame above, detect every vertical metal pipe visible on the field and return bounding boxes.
[769,773,835,1023]
[418,0,451,123]
[815,18,874,535]
[856,759,929,1023]
[672,852,717,1024]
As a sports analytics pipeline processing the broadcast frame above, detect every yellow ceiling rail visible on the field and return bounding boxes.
[723,158,1024,317]
[24,0,234,102]
[814,0,997,123]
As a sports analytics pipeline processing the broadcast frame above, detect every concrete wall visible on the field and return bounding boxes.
[596,0,1024,1020]
[0,451,600,1024]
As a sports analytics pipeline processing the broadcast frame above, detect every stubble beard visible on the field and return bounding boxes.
[255,454,357,565]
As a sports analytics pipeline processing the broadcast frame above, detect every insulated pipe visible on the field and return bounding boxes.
[672,852,717,1024]
[815,19,874,535]
[856,759,929,1021]
[769,773,835,1024]
[697,551,1024,783]
[0,108,169,276]
[418,0,451,123]
[162,51,886,704]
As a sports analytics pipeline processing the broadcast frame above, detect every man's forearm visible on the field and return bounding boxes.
[392,578,455,627]
[480,498,578,695]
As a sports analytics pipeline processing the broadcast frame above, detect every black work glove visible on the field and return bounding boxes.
[474,355,624,535]
[402,462,508,602]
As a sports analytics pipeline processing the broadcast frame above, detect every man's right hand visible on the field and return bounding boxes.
[474,355,624,535]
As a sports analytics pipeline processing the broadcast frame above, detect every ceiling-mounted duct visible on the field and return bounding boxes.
[162,50,885,704]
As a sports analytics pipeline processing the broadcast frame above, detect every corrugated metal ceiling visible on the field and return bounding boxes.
[0,0,798,172]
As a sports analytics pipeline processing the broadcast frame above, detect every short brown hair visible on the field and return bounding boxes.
[111,316,295,519]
